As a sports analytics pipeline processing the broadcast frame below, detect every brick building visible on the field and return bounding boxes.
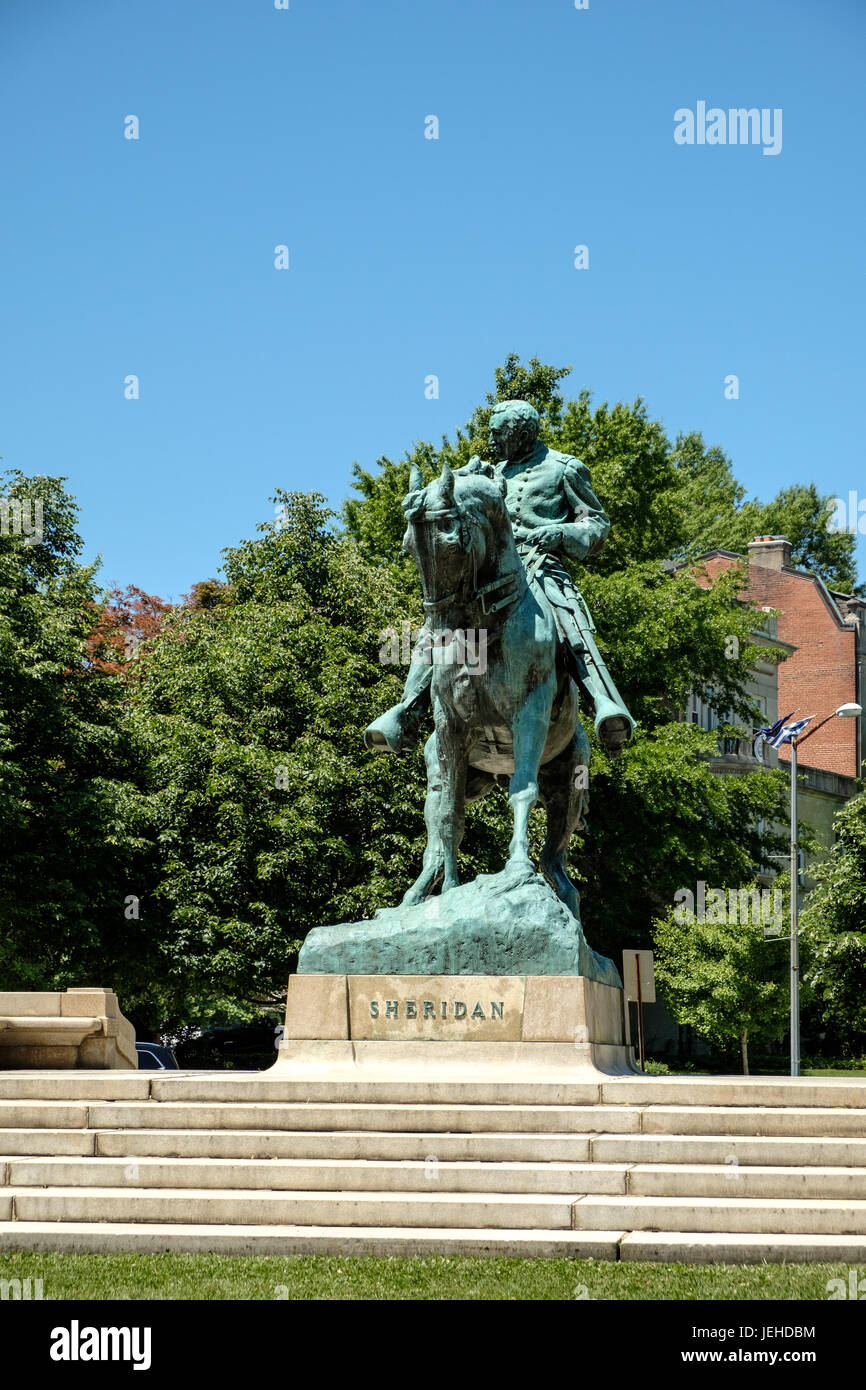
[692,535,865,863]
[644,536,864,1057]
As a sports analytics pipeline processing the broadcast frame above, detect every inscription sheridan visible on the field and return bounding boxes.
[369,999,505,1021]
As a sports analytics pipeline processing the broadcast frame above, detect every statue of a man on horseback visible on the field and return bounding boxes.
[363,400,634,922]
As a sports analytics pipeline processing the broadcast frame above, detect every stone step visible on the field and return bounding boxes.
[6,1125,865,1168]
[4,1097,862,1138]
[82,1101,644,1135]
[626,1163,866,1200]
[1,1219,866,1262]
[0,1129,96,1157]
[591,1133,866,1167]
[0,1103,90,1130]
[1,1156,631,1196]
[0,1221,626,1259]
[0,1076,151,1102]
[573,1194,866,1235]
[6,1187,577,1229]
[1,1127,596,1162]
[2,1072,865,1109]
[7,1186,866,1233]
[620,1231,866,1264]
[601,1077,866,1109]
[142,1075,866,1110]
[0,1074,597,1106]
[5,1154,865,1200]
[643,1105,866,1138]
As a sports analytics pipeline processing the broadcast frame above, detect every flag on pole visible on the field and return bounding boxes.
[759,712,794,742]
[764,715,814,749]
[753,712,793,759]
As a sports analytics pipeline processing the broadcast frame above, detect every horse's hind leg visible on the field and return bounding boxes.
[537,729,590,920]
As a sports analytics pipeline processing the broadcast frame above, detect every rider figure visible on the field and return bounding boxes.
[364,399,635,757]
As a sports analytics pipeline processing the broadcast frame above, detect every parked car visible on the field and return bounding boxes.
[135,1041,180,1070]
[173,1019,282,1070]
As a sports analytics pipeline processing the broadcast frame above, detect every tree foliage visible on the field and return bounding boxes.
[800,791,866,1047]
[119,494,433,1030]
[0,470,150,992]
[653,902,787,1072]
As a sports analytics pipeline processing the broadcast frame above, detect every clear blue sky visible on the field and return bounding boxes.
[2,0,864,600]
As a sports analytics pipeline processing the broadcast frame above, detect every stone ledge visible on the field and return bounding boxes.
[0,989,136,1071]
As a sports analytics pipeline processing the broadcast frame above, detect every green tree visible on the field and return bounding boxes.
[653,901,787,1072]
[800,791,866,1049]
[672,436,858,591]
[0,470,150,993]
[123,493,435,1030]
[740,484,858,592]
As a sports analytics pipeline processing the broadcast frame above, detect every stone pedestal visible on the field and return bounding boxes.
[0,988,137,1070]
[274,974,637,1077]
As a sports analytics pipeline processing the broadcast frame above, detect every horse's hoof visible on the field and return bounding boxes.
[505,850,534,870]
[500,856,536,886]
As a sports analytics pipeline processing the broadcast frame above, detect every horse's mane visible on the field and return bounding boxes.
[451,458,508,523]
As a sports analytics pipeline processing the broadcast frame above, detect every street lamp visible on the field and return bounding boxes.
[788,702,862,1076]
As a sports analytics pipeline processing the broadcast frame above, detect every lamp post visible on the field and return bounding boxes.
[787,702,861,1077]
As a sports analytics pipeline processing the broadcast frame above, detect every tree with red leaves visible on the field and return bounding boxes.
[86,585,174,675]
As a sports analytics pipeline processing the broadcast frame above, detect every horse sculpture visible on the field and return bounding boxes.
[400,456,591,920]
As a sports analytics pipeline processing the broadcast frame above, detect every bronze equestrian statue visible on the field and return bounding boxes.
[364,400,634,919]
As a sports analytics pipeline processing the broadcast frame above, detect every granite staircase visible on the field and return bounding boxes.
[0,1071,865,1262]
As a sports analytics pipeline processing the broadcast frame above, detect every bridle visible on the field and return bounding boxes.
[406,502,526,619]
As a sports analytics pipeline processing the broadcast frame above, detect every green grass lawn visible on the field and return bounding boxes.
[645,1057,866,1078]
[0,1252,855,1300]
[803,1068,866,1077]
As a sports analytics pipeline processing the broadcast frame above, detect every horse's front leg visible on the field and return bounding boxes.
[402,733,445,905]
[507,676,557,870]
[433,703,471,894]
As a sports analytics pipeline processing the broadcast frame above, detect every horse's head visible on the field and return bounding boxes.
[401,458,516,616]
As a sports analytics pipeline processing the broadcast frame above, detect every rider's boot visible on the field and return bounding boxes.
[570,625,635,758]
[364,658,433,753]
[571,645,635,756]
[593,698,635,759]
